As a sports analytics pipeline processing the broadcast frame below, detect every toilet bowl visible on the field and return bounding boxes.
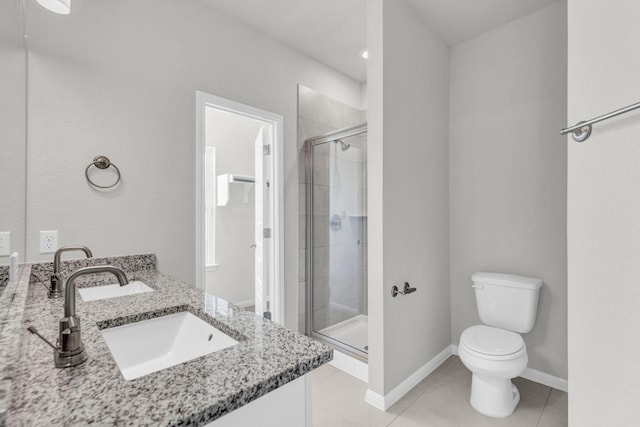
[459,272,542,418]
[459,325,528,417]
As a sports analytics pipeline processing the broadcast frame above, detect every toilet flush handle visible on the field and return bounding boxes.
[472,283,484,289]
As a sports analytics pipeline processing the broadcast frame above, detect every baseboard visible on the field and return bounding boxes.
[330,350,368,383]
[451,344,568,392]
[521,367,568,392]
[364,389,386,411]
[365,345,454,411]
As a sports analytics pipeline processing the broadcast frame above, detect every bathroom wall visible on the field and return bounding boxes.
[367,0,451,396]
[567,0,640,424]
[205,108,263,306]
[24,0,365,330]
[0,0,26,265]
[449,2,568,379]
[297,85,367,332]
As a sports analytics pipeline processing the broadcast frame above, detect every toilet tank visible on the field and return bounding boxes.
[471,272,542,333]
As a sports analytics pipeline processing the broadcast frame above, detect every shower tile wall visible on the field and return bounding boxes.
[297,85,367,333]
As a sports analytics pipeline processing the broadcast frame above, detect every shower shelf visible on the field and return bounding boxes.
[217,173,255,206]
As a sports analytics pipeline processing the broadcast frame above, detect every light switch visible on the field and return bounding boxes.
[0,232,10,256]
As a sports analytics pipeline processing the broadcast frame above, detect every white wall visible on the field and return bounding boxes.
[0,0,26,264]
[449,3,568,379]
[368,0,451,396]
[567,0,640,424]
[24,0,364,329]
[205,108,262,305]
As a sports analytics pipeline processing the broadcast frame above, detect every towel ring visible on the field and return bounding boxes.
[85,155,121,189]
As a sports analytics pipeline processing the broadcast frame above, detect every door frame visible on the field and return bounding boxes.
[195,91,284,325]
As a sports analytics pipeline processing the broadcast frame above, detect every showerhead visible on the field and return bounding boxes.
[334,138,351,151]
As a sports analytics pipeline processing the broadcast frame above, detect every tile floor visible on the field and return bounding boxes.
[311,356,567,427]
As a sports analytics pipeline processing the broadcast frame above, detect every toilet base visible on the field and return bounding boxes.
[469,374,520,418]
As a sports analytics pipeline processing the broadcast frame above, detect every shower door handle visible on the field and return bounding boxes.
[392,282,417,297]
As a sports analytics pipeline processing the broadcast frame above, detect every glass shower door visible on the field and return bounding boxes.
[307,127,368,359]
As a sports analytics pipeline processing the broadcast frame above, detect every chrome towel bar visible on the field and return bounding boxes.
[561,100,640,142]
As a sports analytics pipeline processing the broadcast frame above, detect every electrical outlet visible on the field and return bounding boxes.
[40,230,58,254]
[0,232,10,256]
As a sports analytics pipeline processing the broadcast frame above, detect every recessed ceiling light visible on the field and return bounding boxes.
[37,0,71,15]
[359,49,368,60]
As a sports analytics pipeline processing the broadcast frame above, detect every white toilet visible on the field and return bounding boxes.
[458,272,542,418]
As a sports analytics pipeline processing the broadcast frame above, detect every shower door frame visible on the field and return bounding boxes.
[305,123,368,362]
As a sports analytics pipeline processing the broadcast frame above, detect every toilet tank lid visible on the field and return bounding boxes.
[471,272,541,290]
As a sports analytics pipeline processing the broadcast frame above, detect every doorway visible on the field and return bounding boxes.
[195,92,284,324]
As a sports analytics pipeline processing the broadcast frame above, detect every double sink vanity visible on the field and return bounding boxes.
[0,253,331,426]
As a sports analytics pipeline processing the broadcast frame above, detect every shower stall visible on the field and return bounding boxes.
[305,123,368,361]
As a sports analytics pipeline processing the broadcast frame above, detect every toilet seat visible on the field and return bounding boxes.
[460,325,525,360]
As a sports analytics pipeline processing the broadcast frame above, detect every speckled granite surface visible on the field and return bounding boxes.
[0,267,8,296]
[1,256,332,426]
[0,265,29,427]
[29,253,157,289]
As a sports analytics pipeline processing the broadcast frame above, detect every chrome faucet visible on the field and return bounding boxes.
[28,265,129,368]
[47,246,94,299]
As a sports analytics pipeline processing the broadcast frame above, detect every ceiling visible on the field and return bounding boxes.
[204,0,367,82]
[403,0,561,45]
[205,0,561,83]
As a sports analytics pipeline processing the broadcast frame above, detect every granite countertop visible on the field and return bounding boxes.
[0,267,8,296]
[2,255,332,426]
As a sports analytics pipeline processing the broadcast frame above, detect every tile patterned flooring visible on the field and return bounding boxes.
[311,356,568,427]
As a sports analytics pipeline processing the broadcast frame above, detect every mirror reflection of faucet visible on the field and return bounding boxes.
[44,246,93,299]
[28,265,129,368]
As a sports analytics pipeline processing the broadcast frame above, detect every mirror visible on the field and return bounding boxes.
[18,0,366,325]
[24,0,213,281]
[0,0,27,278]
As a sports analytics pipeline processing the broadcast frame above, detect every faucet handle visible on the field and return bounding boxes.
[31,273,56,296]
[27,326,58,350]
[28,323,88,368]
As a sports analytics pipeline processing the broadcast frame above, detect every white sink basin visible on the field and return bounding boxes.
[78,281,153,301]
[100,311,239,380]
